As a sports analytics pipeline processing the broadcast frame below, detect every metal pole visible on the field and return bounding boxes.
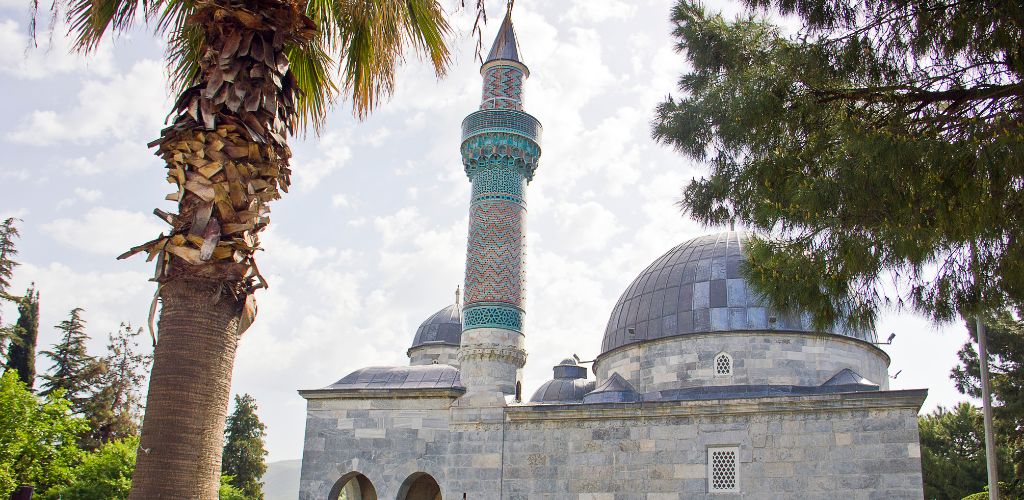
[975,315,1000,499]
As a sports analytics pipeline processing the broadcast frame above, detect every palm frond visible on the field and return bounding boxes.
[403,0,451,75]
[64,0,140,52]
[287,39,338,134]
[157,0,200,95]
[312,0,452,118]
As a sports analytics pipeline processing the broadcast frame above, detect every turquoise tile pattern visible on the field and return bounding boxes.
[461,58,541,333]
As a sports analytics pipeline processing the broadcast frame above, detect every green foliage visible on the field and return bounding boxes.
[222,394,268,499]
[0,218,19,298]
[219,474,248,500]
[951,307,1024,497]
[40,308,103,412]
[653,0,1024,329]
[0,371,87,496]
[919,403,992,499]
[0,218,22,346]
[82,323,152,448]
[43,437,138,500]
[38,437,259,500]
[4,285,40,389]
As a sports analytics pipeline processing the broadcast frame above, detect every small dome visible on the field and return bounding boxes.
[410,304,462,350]
[529,356,593,404]
[600,231,873,354]
[582,373,639,404]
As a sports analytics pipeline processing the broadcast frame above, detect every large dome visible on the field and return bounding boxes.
[410,304,462,349]
[600,231,873,355]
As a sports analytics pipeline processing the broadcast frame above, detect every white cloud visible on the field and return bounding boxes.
[7,59,168,145]
[56,187,103,208]
[65,140,160,175]
[331,194,350,208]
[564,0,638,23]
[260,228,337,271]
[0,19,114,79]
[0,165,30,181]
[43,207,163,256]
[552,200,623,252]
[357,126,392,147]
[291,128,353,190]
[0,207,28,220]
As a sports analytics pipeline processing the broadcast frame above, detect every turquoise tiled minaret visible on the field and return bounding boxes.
[458,11,542,404]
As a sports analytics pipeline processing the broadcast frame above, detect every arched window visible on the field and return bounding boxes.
[515,381,522,403]
[714,352,733,377]
[329,472,377,500]
[397,472,442,500]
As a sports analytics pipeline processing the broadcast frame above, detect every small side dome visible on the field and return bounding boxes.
[582,373,640,404]
[529,357,594,404]
[822,368,878,389]
[410,303,462,349]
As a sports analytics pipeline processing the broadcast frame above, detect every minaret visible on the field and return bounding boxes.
[457,10,541,405]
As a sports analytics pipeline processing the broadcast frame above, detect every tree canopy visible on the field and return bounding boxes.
[0,371,87,496]
[222,393,268,499]
[918,403,1012,499]
[42,436,138,500]
[40,309,103,413]
[0,218,19,300]
[4,285,39,389]
[952,306,1024,496]
[82,323,152,449]
[0,218,21,345]
[653,0,1024,329]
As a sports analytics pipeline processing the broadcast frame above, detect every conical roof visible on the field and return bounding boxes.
[484,10,523,65]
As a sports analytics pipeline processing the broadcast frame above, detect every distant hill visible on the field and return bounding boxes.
[264,459,301,500]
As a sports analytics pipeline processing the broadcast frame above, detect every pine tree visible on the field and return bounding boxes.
[918,403,1014,499]
[951,307,1024,497]
[0,218,22,346]
[222,394,268,500]
[83,323,153,447]
[40,308,103,413]
[4,284,39,389]
[652,1,1024,328]
[0,218,19,301]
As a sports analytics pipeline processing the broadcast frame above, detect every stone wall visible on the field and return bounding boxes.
[299,393,458,500]
[299,389,924,500]
[593,331,890,394]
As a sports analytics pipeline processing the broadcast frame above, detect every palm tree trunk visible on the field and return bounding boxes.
[130,278,241,499]
[122,0,314,496]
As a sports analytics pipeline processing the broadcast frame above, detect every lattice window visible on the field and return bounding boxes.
[714,353,733,377]
[708,446,739,492]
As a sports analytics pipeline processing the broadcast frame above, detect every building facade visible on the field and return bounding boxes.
[298,12,926,500]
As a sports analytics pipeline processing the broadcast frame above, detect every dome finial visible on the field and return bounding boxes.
[455,285,461,308]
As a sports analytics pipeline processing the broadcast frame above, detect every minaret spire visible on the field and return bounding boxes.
[457,12,542,405]
[484,9,523,67]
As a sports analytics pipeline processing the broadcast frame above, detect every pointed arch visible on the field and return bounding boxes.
[329,471,378,500]
[396,472,442,500]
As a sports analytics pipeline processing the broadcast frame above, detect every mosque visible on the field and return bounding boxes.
[298,12,926,499]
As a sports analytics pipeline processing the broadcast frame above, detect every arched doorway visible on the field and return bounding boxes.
[396,472,441,500]
[329,472,377,500]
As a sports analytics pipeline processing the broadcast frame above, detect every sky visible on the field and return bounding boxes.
[0,0,978,462]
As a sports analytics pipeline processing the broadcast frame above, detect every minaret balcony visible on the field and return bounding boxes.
[461,109,543,143]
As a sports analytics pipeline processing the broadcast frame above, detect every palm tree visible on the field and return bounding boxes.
[37,0,456,496]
